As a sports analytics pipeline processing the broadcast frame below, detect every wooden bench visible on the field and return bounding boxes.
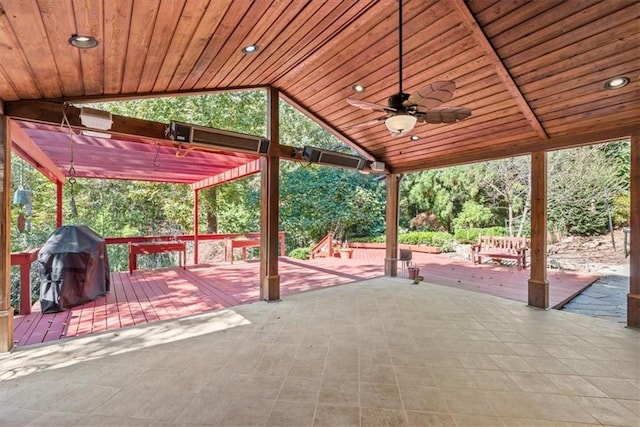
[471,235,528,270]
[225,239,261,264]
[129,241,186,274]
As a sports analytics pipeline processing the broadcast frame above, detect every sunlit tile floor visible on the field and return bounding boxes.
[1,278,639,426]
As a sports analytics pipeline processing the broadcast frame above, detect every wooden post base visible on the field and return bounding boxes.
[261,275,280,302]
[0,308,14,352]
[385,258,398,277]
[627,293,640,328]
[528,279,549,309]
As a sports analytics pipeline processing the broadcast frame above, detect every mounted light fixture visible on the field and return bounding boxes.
[242,44,258,54]
[352,84,365,93]
[385,114,417,136]
[68,34,98,49]
[80,107,113,130]
[410,135,420,141]
[604,76,629,90]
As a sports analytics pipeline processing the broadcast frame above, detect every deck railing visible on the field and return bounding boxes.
[10,231,286,315]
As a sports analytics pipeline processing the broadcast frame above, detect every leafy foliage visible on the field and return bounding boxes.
[397,231,454,247]
[454,227,507,244]
[452,201,494,231]
[288,247,312,260]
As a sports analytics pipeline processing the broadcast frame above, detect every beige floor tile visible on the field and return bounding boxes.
[313,404,360,427]
[501,418,574,427]
[468,369,520,391]
[324,360,359,382]
[277,376,321,402]
[406,411,455,426]
[618,399,640,417]
[452,414,506,426]
[557,359,615,377]
[488,355,537,373]
[0,405,45,427]
[266,400,315,427]
[360,362,397,384]
[505,371,563,393]
[19,382,120,414]
[398,384,448,412]
[456,353,500,370]
[585,376,640,400]
[220,398,274,426]
[440,388,496,416]
[131,389,197,421]
[360,407,408,426]
[572,396,640,426]
[520,356,577,375]
[173,395,234,425]
[361,382,404,409]
[318,379,360,407]
[394,365,435,386]
[526,393,600,424]
[545,374,609,397]
[484,391,544,419]
[431,367,476,387]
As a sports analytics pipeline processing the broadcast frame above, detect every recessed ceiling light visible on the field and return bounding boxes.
[604,76,630,90]
[410,135,420,141]
[352,84,365,93]
[242,44,258,54]
[68,34,98,49]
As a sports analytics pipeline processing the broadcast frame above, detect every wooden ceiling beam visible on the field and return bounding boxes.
[4,100,167,140]
[279,90,375,161]
[451,0,549,140]
[9,120,66,183]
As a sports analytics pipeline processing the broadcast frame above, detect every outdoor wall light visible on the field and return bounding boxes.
[68,34,98,49]
[242,44,258,54]
[385,114,417,136]
[604,76,629,90]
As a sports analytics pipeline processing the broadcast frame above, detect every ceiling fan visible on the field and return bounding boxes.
[347,0,471,137]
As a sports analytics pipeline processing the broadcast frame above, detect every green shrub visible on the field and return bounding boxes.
[454,227,506,244]
[289,247,312,260]
[398,231,454,247]
[349,235,385,243]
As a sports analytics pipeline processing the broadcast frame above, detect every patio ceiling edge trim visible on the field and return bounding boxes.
[9,120,66,183]
[393,124,640,173]
[191,159,262,191]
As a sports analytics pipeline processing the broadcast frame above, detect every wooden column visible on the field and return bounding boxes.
[193,189,199,265]
[385,174,401,276]
[260,87,280,301]
[56,179,63,227]
[628,133,640,327]
[0,111,15,352]
[528,151,549,308]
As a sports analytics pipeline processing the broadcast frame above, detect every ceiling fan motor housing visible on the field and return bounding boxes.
[388,93,410,111]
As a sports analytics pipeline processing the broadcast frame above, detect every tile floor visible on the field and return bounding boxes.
[1,278,638,426]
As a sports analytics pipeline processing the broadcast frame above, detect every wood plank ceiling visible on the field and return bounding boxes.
[1,0,638,174]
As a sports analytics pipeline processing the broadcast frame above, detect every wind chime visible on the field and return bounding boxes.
[12,159,33,232]
[67,127,78,217]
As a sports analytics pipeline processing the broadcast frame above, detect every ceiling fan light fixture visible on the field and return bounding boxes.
[385,114,417,136]
[68,34,98,49]
[604,76,629,90]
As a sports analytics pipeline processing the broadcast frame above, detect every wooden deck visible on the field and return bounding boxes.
[13,251,597,347]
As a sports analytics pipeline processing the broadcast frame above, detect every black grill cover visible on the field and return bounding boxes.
[38,225,110,313]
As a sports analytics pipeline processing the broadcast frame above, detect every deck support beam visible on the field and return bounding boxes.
[193,189,199,265]
[528,151,549,308]
[260,87,280,301]
[385,174,402,276]
[628,133,639,327]
[0,108,15,352]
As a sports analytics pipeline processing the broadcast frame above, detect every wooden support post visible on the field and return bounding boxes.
[0,111,15,352]
[628,133,640,327]
[193,189,199,265]
[385,174,401,276]
[528,151,549,308]
[56,179,63,227]
[260,87,280,301]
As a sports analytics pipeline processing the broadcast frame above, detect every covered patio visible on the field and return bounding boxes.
[0,1,638,425]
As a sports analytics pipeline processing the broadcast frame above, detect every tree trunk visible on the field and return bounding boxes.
[202,187,218,233]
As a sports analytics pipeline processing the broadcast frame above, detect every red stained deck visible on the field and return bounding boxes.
[13,251,597,347]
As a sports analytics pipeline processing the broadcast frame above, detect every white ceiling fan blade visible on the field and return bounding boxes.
[417,107,471,124]
[347,98,396,112]
[405,81,456,109]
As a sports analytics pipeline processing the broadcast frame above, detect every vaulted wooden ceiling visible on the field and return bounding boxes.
[1,0,638,174]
